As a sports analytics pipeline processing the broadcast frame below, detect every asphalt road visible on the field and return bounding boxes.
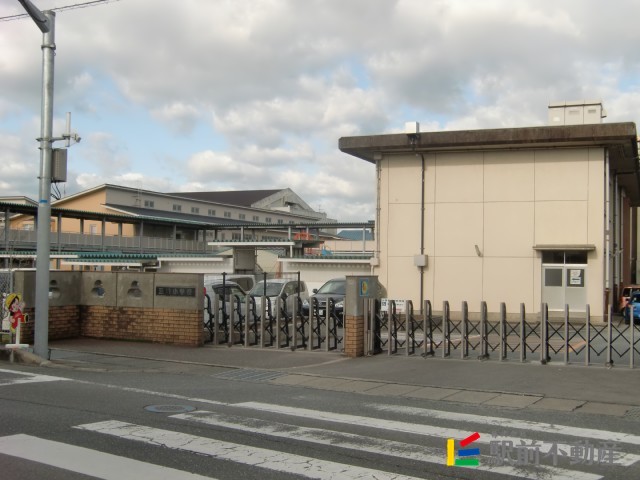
[0,356,639,480]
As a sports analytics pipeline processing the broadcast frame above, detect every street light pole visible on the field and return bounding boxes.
[18,0,56,358]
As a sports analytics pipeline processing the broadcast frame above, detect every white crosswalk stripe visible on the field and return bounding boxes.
[173,409,600,480]
[0,434,215,480]
[232,401,640,467]
[369,403,640,446]
[2,396,637,479]
[75,420,425,480]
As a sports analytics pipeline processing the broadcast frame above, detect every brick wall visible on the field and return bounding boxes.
[16,306,81,345]
[7,271,204,347]
[13,304,203,347]
[81,306,204,346]
[16,308,34,344]
[344,314,364,358]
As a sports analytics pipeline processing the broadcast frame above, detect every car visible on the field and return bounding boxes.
[302,277,347,321]
[624,291,640,324]
[301,277,388,322]
[619,285,640,313]
[204,274,255,293]
[204,281,248,326]
[248,278,309,317]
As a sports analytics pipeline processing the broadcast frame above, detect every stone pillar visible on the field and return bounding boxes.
[344,275,379,358]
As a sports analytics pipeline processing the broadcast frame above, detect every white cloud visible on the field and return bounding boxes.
[3,0,640,221]
[151,102,201,135]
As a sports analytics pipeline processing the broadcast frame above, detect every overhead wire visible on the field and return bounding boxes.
[0,0,122,22]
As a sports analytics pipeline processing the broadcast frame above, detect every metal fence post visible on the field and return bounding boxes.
[364,298,371,355]
[259,299,266,348]
[461,301,468,359]
[244,296,250,347]
[607,305,613,366]
[403,300,409,355]
[541,303,548,364]
[443,301,449,358]
[275,298,282,349]
[564,304,569,365]
[308,302,315,351]
[500,303,506,361]
[324,299,330,353]
[212,294,219,345]
[480,301,487,359]
[292,293,299,350]
[388,301,394,356]
[585,304,590,366]
[631,305,635,369]
[423,300,430,357]
[228,299,235,347]
[520,303,525,362]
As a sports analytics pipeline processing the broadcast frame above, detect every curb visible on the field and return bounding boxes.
[0,347,50,366]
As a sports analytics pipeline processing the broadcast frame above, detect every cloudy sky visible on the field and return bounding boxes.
[1,0,640,221]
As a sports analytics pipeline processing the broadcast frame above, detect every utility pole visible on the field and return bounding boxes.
[18,0,56,358]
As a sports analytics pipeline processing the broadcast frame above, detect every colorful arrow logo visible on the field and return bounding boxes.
[447,432,480,467]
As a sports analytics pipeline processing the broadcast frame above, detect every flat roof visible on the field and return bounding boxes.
[340,122,640,204]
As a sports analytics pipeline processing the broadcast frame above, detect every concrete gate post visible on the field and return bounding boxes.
[344,276,378,358]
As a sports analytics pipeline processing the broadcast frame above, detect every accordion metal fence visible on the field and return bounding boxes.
[375,300,640,368]
[203,293,344,352]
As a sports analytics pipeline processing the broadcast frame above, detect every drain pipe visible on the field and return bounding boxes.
[374,158,382,275]
[605,150,611,319]
[419,153,426,311]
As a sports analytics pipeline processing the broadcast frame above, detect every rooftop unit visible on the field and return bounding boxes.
[548,100,607,126]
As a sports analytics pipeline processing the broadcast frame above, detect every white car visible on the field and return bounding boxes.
[204,274,255,293]
[248,278,309,317]
[204,281,248,326]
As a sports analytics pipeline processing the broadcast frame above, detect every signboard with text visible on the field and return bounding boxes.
[380,298,406,313]
[155,286,197,297]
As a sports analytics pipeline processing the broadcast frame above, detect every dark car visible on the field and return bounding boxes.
[302,277,346,321]
[624,291,640,324]
[302,277,388,322]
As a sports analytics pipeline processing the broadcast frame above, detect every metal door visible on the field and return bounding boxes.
[542,265,586,311]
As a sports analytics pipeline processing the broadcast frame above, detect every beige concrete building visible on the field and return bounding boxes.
[340,119,639,319]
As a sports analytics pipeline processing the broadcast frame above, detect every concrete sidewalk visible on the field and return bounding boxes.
[5,338,640,419]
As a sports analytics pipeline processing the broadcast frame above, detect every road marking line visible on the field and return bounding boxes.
[0,434,214,480]
[233,402,639,466]
[0,368,70,386]
[72,378,225,406]
[369,403,640,446]
[76,420,425,480]
[175,410,601,480]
